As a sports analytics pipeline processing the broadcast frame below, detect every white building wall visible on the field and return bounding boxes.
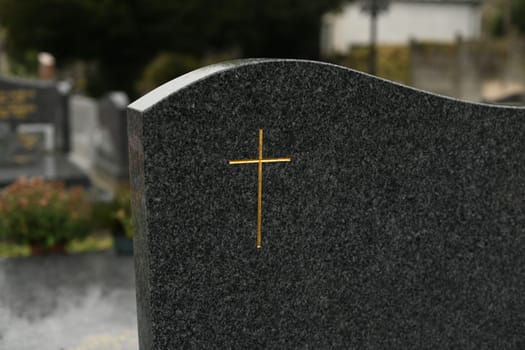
[323,2,481,55]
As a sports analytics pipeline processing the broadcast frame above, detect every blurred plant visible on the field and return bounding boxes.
[483,0,525,37]
[135,52,199,95]
[6,49,39,78]
[0,177,92,248]
[91,197,120,231]
[331,44,410,84]
[90,187,133,239]
[113,188,133,239]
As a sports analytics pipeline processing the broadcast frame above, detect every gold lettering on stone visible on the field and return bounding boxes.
[0,89,37,120]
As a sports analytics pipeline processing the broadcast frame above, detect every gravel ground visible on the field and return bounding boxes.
[0,251,138,350]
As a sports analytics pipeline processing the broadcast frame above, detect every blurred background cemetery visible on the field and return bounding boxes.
[0,0,524,348]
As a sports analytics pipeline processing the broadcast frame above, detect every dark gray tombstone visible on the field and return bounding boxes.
[0,76,88,187]
[95,92,129,179]
[0,121,13,164]
[0,76,70,154]
[128,59,525,349]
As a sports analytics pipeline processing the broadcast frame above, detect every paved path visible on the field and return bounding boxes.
[0,252,138,350]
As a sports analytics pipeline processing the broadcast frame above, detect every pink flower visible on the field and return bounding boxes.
[29,177,43,186]
[19,197,29,208]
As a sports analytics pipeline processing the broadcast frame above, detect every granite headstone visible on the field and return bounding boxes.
[0,77,88,187]
[95,92,129,179]
[69,94,98,172]
[0,76,70,155]
[128,59,525,349]
[0,121,13,164]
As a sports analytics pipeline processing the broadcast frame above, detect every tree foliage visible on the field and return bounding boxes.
[485,0,525,37]
[512,0,525,34]
[0,0,345,97]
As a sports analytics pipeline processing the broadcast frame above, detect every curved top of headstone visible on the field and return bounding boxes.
[129,58,519,113]
[129,59,264,112]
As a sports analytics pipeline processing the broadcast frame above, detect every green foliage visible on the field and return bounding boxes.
[512,0,525,33]
[67,233,113,253]
[91,199,119,231]
[332,45,410,84]
[484,0,525,37]
[91,188,133,239]
[0,242,29,257]
[0,0,346,97]
[0,177,92,247]
[136,53,199,94]
[489,12,505,38]
[113,189,133,239]
[236,0,345,58]
[0,233,113,257]
[6,50,39,77]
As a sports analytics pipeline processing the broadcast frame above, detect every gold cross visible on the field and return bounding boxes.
[229,129,291,249]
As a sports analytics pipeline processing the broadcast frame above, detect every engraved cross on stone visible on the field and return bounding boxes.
[228,129,291,248]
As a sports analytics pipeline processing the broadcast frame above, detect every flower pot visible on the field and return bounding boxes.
[113,235,133,255]
[30,243,66,255]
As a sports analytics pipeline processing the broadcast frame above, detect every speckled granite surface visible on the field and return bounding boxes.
[128,59,525,349]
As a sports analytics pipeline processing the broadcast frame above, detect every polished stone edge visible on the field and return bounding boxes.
[127,59,260,113]
[128,108,153,350]
[128,58,342,113]
[128,59,525,114]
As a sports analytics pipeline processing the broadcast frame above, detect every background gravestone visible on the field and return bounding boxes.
[0,76,70,156]
[0,121,14,164]
[95,92,129,180]
[0,76,88,187]
[69,94,98,172]
[68,91,129,189]
[128,59,525,349]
